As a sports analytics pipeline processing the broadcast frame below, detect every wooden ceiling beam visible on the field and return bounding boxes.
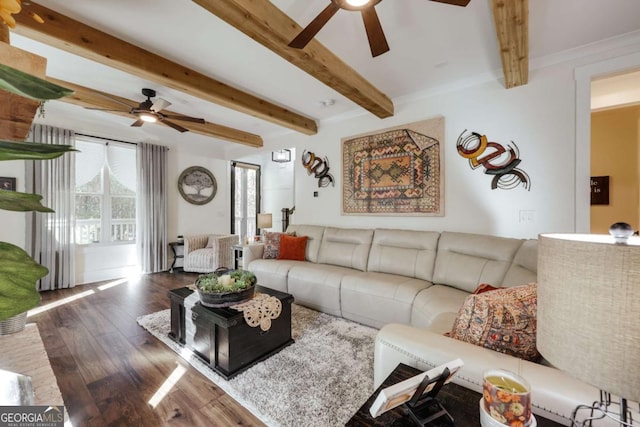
[191,0,394,119]
[48,78,263,147]
[13,2,316,136]
[491,0,529,88]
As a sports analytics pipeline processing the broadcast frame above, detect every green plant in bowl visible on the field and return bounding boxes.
[197,270,257,294]
[195,269,257,308]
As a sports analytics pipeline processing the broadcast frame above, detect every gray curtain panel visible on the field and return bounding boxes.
[136,142,168,274]
[25,124,76,291]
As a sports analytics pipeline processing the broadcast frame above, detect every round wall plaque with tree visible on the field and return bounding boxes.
[178,166,217,205]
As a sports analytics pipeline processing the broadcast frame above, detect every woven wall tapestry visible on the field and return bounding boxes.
[342,116,444,216]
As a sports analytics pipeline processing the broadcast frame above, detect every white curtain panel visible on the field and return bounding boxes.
[25,124,76,291]
[136,142,168,274]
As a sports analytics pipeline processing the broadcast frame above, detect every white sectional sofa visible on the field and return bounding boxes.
[242,224,608,426]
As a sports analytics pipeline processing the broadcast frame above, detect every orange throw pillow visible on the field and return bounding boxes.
[473,283,501,294]
[278,234,308,261]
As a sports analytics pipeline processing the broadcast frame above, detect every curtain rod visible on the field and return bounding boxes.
[75,133,138,146]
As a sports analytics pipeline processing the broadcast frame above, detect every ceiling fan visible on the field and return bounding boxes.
[86,88,205,133]
[288,0,471,57]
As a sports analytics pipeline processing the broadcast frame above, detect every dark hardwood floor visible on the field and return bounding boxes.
[28,270,265,427]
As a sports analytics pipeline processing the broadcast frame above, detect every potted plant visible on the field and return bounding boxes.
[0,62,74,334]
[196,269,257,308]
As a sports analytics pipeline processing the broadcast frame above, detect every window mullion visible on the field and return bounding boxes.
[102,157,111,243]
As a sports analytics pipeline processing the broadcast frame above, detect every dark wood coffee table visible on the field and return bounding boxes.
[346,363,565,426]
[168,285,294,379]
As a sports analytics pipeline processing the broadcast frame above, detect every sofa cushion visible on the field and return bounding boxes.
[449,283,539,361]
[247,258,305,293]
[411,285,469,332]
[287,263,362,316]
[341,272,432,329]
[432,232,524,293]
[502,239,538,286]
[285,224,325,262]
[317,227,374,271]
[278,235,308,261]
[367,229,440,281]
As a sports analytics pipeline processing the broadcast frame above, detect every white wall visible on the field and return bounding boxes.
[266,67,573,239]
[242,36,640,240]
[167,149,231,240]
[75,244,138,284]
[262,148,295,232]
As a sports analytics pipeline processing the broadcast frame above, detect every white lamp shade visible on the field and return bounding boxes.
[537,234,640,402]
[257,213,272,229]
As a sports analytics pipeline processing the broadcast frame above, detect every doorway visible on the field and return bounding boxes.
[590,103,640,233]
[574,51,640,233]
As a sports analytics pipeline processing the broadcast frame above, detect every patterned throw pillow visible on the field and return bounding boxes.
[449,283,540,362]
[278,235,308,261]
[263,231,283,259]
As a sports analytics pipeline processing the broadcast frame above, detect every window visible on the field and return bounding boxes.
[75,139,137,244]
[231,162,261,241]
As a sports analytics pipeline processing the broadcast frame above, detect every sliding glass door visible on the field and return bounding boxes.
[230,161,261,242]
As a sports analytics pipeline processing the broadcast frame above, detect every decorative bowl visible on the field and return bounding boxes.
[195,269,257,308]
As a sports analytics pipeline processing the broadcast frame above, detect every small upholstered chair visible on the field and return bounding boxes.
[183,234,239,273]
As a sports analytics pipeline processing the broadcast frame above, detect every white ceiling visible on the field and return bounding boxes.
[8,0,640,157]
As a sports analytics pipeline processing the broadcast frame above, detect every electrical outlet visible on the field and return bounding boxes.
[313,191,319,197]
[519,210,536,224]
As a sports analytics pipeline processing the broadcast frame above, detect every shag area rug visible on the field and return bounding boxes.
[137,304,377,427]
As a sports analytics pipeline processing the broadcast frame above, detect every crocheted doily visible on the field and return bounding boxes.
[231,292,282,331]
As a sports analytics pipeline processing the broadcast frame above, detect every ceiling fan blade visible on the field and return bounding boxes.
[361,7,389,57]
[151,98,171,112]
[430,0,471,6]
[162,114,206,124]
[131,119,144,127]
[289,2,340,49]
[160,118,189,133]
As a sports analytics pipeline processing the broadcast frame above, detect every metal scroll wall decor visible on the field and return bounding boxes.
[301,150,334,187]
[456,130,531,191]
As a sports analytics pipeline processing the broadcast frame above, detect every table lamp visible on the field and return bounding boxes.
[537,230,640,426]
[257,213,272,241]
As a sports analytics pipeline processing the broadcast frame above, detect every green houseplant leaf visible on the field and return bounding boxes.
[0,189,53,212]
[0,140,76,161]
[0,63,74,101]
[0,242,47,321]
[0,141,77,212]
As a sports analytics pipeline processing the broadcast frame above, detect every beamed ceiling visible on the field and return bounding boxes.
[3,0,640,156]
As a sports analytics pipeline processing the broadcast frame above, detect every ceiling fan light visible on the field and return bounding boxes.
[139,112,157,123]
[346,0,371,6]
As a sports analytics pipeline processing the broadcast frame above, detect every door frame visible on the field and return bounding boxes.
[230,161,261,239]
[574,51,640,232]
